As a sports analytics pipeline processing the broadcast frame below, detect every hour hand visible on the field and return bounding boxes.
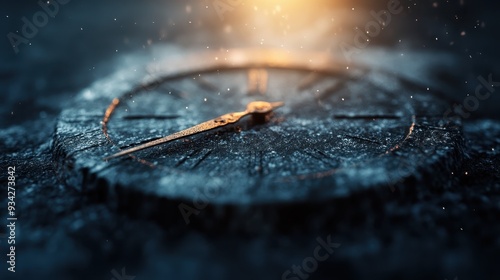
[104,101,283,161]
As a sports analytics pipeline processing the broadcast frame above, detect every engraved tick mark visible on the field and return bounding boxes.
[175,149,212,169]
[333,115,401,120]
[192,149,212,169]
[317,80,347,100]
[175,149,198,167]
[297,73,326,91]
[345,135,383,145]
[157,87,188,99]
[302,148,338,167]
[194,76,220,92]
[122,115,180,120]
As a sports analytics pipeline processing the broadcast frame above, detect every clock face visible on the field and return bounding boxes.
[54,49,461,209]
[106,67,412,174]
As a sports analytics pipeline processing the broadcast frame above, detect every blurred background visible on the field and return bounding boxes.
[1,0,500,279]
[1,0,499,127]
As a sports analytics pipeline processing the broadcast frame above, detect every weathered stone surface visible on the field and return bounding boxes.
[51,50,465,233]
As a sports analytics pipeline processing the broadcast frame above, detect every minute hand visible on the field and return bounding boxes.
[104,101,283,161]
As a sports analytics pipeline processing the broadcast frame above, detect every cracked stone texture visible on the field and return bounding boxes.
[50,56,466,234]
[1,111,500,280]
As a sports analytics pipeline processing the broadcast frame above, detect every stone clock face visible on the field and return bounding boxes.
[53,49,461,210]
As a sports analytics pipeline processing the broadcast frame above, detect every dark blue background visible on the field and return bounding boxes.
[1,1,500,279]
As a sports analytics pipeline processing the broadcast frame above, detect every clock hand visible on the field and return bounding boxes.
[104,101,284,161]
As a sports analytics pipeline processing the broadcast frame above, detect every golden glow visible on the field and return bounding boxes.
[249,0,309,13]
[212,0,353,54]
